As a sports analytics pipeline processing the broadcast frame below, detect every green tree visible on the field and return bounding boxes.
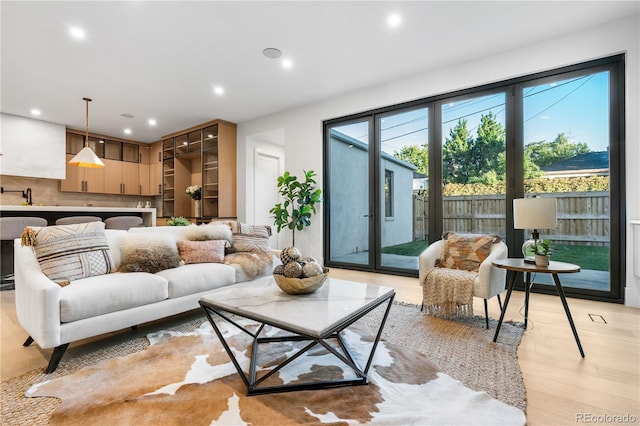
[526,132,590,168]
[393,144,428,176]
[468,112,505,184]
[443,119,472,183]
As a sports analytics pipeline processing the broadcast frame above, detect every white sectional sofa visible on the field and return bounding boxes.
[14,224,278,373]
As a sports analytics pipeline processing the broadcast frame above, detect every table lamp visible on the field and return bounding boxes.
[513,196,557,263]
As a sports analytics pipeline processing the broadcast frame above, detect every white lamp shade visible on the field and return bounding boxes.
[513,197,557,230]
[68,146,105,168]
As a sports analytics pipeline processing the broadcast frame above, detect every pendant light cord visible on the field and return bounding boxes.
[83,97,92,148]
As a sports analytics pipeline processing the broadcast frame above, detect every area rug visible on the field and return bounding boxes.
[2,303,526,425]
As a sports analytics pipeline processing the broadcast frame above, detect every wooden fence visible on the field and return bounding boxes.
[413,191,609,247]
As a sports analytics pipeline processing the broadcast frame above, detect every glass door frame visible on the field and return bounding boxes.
[324,116,377,271]
[324,54,625,303]
[511,60,624,302]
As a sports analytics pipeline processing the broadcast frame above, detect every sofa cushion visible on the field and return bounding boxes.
[22,222,115,282]
[119,233,180,273]
[156,263,236,299]
[177,240,227,264]
[60,272,168,323]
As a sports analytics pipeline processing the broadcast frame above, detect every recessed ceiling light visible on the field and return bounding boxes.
[148,119,157,126]
[213,86,225,96]
[30,109,41,116]
[282,58,293,69]
[387,13,402,28]
[263,48,282,59]
[69,26,86,39]
[120,113,134,118]
[124,129,132,135]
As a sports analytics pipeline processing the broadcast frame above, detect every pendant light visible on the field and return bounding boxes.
[68,97,105,168]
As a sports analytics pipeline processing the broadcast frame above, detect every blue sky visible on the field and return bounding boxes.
[335,69,610,154]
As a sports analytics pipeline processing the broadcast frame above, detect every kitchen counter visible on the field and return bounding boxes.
[0,205,156,226]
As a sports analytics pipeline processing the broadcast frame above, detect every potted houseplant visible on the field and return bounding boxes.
[166,216,190,226]
[534,239,553,266]
[269,170,323,247]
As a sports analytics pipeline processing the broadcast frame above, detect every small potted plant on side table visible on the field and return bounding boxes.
[534,239,553,266]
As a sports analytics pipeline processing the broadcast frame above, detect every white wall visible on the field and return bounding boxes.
[0,114,66,179]
[237,15,640,307]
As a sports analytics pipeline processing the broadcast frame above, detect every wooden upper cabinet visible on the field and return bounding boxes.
[60,154,105,193]
[104,159,139,195]
[149,142,163,195]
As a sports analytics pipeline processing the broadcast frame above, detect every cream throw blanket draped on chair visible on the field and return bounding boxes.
[422,267,476,317]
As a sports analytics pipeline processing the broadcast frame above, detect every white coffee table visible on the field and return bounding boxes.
[199,276,395,395]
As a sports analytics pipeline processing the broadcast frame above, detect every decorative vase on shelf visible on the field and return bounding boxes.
[194,200,201,218]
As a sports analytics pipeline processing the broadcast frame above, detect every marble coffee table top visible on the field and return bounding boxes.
[200,276,395,338]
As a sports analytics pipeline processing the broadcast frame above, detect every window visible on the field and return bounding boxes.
[385,170,394,218]
[324,55,624,302]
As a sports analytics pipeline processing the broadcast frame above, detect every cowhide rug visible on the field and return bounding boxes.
[26,319,526,425]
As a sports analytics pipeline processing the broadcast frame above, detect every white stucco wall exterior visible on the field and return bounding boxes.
[236,15,640,307]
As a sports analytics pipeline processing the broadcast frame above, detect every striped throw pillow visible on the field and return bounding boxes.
[24,222,114,281]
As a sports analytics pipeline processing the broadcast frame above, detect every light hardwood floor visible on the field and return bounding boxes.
[2,269,639,425]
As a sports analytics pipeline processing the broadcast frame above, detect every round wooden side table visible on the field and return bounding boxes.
[491,258,584,358]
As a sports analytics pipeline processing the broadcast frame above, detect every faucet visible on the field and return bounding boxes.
[0,186,32,205]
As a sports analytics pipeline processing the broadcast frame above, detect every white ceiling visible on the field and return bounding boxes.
[2,1,638,143]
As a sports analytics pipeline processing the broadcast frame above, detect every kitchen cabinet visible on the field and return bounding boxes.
[104,159,139,195]
[60,154,105,193]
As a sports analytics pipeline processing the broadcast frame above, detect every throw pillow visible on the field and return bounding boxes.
[177,240,226,264]
[119,233,180,273]
[439,232,498,272]
[21,222,114,282]
[239,222,272,238]
[183,224,233,243]
[232,233,271,253]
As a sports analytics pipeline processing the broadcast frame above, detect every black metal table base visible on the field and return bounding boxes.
[200,293,394,396]
[492,270,585,358]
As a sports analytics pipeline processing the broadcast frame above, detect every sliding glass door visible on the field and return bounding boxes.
[440,92,507,238]
[378,107,429,271]
[516,66,621,300]
[324,55,624,302]
[326,119,373,268]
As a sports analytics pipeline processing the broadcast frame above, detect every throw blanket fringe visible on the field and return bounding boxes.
[422,267,475,318]
[21,227,37,247]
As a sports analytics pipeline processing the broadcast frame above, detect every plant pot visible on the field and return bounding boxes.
[534,254,549,267]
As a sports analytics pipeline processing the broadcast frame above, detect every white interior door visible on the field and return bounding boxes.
[254,148,282,248]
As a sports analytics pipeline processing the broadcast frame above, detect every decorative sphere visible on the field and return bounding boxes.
[303,256,317,264]
[273,264,285,276]
[283,261,303,278]
[302,261,323,277]
[280,247,301,264]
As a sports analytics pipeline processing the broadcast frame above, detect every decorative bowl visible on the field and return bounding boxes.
[273,269,329,295]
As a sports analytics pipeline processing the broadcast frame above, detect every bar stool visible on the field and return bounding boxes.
[104,216,144,230]
[0,217,48,290]
[55,216,102,225]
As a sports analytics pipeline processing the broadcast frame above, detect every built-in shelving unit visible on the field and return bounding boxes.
[160,119,236,219]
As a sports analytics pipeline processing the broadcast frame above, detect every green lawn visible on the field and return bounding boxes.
[381,240,609,271]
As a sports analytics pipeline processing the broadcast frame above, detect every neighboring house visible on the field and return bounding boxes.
[541,150,609,178]
[328,129,415,258]
[413,171,428,194]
